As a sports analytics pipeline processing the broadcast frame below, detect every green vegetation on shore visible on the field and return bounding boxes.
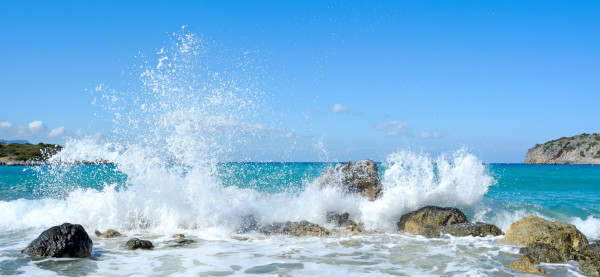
[526,133,600,164]
[0,142,62,161]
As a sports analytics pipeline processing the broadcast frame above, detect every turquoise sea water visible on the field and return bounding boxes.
[0,162,599,276]
[3,163,599,221]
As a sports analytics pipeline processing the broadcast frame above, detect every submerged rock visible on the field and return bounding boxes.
[167,238,195,248]
[260,221,330,236]
[437,222,504,237]
[126,238,154,250]
[509,255,546,275]
[172,234,185,239]
[578,243,600,275]
[397,206,468,237]
[22,223,93,258]
[315,159,383,200]
[94,229,123,238]
[505,216,588,259]
[519,242,567,263]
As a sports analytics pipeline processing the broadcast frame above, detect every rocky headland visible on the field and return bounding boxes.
[525,133,600,165]
[0,142,62,165]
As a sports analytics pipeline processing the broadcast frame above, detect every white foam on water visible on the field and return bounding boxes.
[571,216,600,241]
[359,149,495,231]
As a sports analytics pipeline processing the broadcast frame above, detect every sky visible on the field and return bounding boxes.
[0,1,599,163]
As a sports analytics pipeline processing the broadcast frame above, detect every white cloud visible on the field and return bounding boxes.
[420,131,445,139]
[332,104,350,114]
[374,120,408,136]
[0,121,12,129]
[28,121,48,136]
[48,126,66,137]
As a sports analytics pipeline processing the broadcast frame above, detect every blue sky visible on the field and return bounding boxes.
[0,1,598,162]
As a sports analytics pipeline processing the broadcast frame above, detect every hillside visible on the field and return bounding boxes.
[0,142,62,165]
[524,133,600,164]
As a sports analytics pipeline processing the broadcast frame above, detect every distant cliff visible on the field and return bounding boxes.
[525,133,600,164]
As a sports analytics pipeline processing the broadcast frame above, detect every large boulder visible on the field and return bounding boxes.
[505,216,588,259]
[397,206,468,237]
[578,242,600,275]
[21,223,93,258]
[259,221,330,236]
[315,160,383,200]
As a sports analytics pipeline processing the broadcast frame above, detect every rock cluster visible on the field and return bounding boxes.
[21,223,93,258]
[505,216,590,274]
[505,216,588,259]
[397,206,503,238]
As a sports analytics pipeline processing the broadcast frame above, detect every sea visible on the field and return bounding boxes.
[1,30,599,276]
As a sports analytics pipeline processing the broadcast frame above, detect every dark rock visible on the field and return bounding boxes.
[519,242,567,263]
[237,214,260,233]
[509,255,546,275]
[21,223,93,258]
[438,222,504,237]
[578,242,600,275]
[505,216,588,259]
[315,160,383,200]
[126,238,154,250]
[94,229,123,238]
[260,221,330,236]
[397,206,468,237]
[325,212,350,226]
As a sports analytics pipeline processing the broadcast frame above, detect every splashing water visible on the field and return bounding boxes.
[2,29,599,277]
[3,30,498,235]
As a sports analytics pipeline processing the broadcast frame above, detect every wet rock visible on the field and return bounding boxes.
[581,260,600,276]
[94,229,123,238]
[172,234,185,239]
[167,238,195,247]
[505,216,588,259]
[340,220,364,235]
[438,222,504,237]
[260,221,330,236]
[126,238,154,250]
[509,255,546,275]
[397,206,468,237]
[315,159,383,200]
[519,242,567,263]
[237,214,260,233]
[326,212,350,226]
[21,223,93,258]
[578,242,600,275]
